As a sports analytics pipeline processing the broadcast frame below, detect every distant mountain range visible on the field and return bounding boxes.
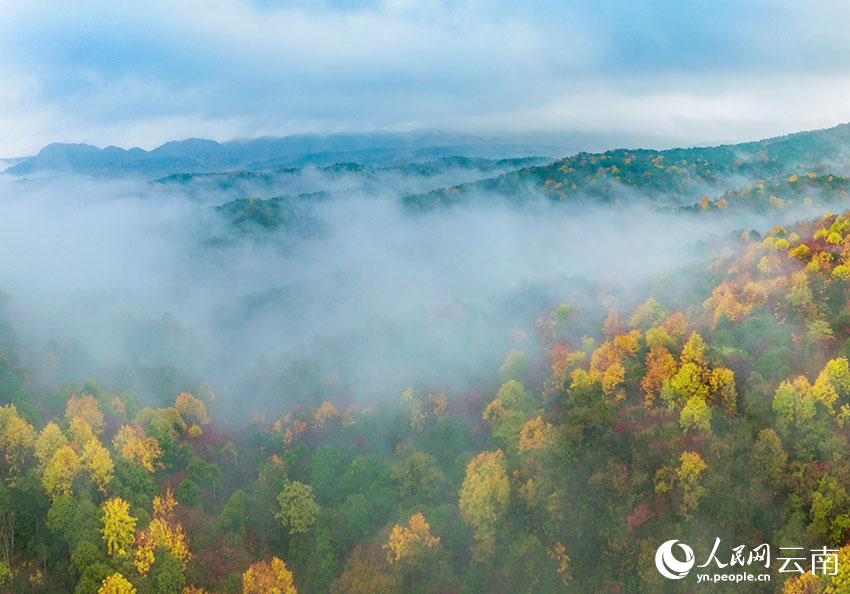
[2,132,575,178]
[403,122,850,209]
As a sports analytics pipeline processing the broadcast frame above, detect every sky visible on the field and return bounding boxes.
[2,0,850,157]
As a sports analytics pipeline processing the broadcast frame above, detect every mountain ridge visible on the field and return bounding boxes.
[3,132,574,178]
[403,122,850,210]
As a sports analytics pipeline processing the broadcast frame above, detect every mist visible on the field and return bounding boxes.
[0,164,825,419]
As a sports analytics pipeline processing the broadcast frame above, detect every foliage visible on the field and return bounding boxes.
[98,572,136,594]
[275,480,319,535]
[100,497,137,558]
[242,557,296,594]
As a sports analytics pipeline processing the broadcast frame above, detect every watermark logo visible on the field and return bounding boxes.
[655,539,695,580]
[653,538,839,584]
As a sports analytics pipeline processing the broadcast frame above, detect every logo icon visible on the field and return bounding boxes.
[656,539,695,579]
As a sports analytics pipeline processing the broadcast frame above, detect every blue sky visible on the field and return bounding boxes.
[2,0,850,156]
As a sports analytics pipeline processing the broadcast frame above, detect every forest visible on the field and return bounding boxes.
[5,123,850,593]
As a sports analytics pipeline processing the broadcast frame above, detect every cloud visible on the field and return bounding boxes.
[0,166,727,415]
[1,0,850,156]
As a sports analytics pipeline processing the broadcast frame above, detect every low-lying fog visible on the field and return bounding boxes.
[0,165,826,419]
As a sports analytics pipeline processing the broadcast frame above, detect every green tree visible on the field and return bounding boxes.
[276,480,319,535]
[391,452,446,503]
[459,450,510,560]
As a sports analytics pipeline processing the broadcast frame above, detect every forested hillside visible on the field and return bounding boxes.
[4,125,850,593]
[404,123,850,210]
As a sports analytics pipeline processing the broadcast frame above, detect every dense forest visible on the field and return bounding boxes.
[5,124,850,593]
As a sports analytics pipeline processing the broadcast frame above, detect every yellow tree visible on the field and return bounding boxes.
[242,557,297,594]
[664,332,736,413]
[101,497,137,557]
[811,358,850,412]
[42,445,80,500]
[153,489,178,522]
[33,422,67,472]
[313,401,340,428]
[518,416,554,451]
[383,513,450,592]
[134,490,190,576]
[98,572,136,594]
[275,480,319,535]
[709,367,737,412]
[113,425,163,472]
[459,450,510,560]
[679,396,712,435]
[65,394,105,436]
[82,437,114,493]
[175,393,209,426]
[681,331,707,366]
[384,513,440,564]
[677,452,707,518]
[68,416,95,447]
[588,330,641,400]
[0,404,35,483]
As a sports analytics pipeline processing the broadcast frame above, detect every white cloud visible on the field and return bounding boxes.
[0,0,849,155]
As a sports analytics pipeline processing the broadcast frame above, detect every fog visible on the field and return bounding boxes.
[0,165,826,420]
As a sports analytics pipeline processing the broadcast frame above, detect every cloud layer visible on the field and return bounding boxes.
[2,0,850,155]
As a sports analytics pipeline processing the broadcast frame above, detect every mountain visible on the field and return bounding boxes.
[404,122,850,210]
[10,123,850,593]
[2,133,572,178]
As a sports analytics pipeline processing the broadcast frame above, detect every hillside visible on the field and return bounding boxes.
[5,125,850,593]
[404,123,850,210]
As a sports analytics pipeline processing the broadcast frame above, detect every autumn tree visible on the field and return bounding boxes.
[242,557,297,594]
[679,395,712,435]
[66,394,105,436]
[137,407,186,457]
[459,450,510,559]
[384,513,451,593]
[134,490,190,576]
[42,444,80,500]
[518,416,554,451]
[33,422,67,472]
[811,358,850,412]
[483,380,534,447]
[773,376,834,459]
[68,416,95,446]
[677,452,707,517]
[275,480,319,535]
[384,513,440,564]
[629,297,669,330]
[586,330,641,400]
[101,497,137,557]
[313,401,341,428]
[330,546,394,594]
[175,393,209,426]
[98,572,136,594]
[83,437,114,492]
[113,424,163,472]
[642,345,676,407]
[662,331,736,416]
[0,404,35,483]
